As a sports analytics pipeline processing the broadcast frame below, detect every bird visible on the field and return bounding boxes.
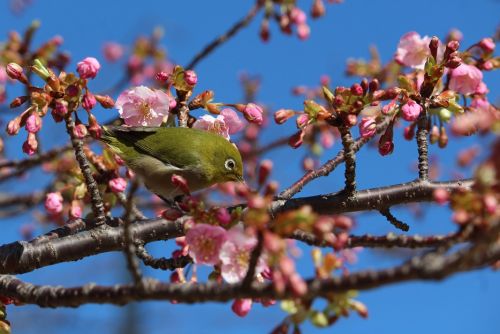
[100,126,244,201]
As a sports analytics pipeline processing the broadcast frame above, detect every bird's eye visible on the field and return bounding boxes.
[224,158,236,171]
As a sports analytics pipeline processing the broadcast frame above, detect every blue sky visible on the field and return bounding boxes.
[1,0,499,333]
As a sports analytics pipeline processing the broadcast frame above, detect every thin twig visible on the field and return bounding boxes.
[135,244,192,271]
[279,117,391,199]
[379,207,410,232]
[64,116,106,226]
[185,3,262,70]
[241,231,263,288]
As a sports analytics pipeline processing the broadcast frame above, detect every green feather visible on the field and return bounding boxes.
[100,126,243,198]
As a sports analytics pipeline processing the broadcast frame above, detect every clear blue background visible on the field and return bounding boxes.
[0,0,499,333]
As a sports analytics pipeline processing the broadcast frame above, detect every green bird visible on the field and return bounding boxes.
[101,126,244,200]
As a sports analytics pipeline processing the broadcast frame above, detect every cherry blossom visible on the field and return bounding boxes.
[185,223,227,265]
[116,86,171,126]
[394,32,431,69]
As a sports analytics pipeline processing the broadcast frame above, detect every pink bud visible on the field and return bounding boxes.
[478,38,495,53]
[162,208,183,221]
[297,24,310,40]
[320,130,334,149]
[433,188,449,205]
[109,177,127,193]
[296,114,309,129]
[155,71,169,82]
[25,113,42,133]
[482,60,493,71]
[103,42,124,62]
[214,207,231,225]
[69,200,82,219]
[483,194,497,214]
[401,99,422,122]
[76,57,101,79]
[350,83,364,96]
[258,160,273,185]
[6,62,23,80]
[171,174,190,195]
[358,117,377,138]
[184,70,198,86]
[231,299,252,317]
[290,8,307,24]
[73,123,88,139]
[6,118,21,136]
[82,92,97,111]
[45,192,63,215]
[274,109,295,124]
[243,103,264,125]
[288,130,304,149]
[22,132,38,155]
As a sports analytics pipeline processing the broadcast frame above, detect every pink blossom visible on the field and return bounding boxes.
[243,103,264,125]
[401,99,422,122]
[25,113,42,133]
[108,177,127,193]
[184,70,198,86]
[0,66,7,83]
[103,42,124,62]
[231,299,252,317]
[193,115,230,139]
[219,225,266,283]
[220,108,244,134]
[45,192,63,215]
[394,32,431,69]
[449,63,483,95]
[297,24,310,40]
[185,223,228,265]
[116,86,171,126]
[358,117,377,138]
[22,132,38,155]
[475,82,488,95]
[76,57,101,79]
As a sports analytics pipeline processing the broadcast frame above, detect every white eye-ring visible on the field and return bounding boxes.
[224,158,236,171]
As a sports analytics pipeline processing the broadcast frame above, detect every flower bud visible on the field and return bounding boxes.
[22,132,38,155]
[171,174,190,195]
[478,38,495,53]
[288,130,304,149]
[358,117,377,138]
[259,19,270,42]
[162,208,183,221]
[95,94,115,108]
[184,70,197,86]
[350,83,363,96]
[77,57,101,79]
[296,114,309,129]
[73,123,88,139]
[45,192,63,215]
[342,113,357,127]
[258,159,273,186]
[438,126,448,148]
[401,99,422,121]
[25,112,42,133]
[242,103,264,125]
[433,188,449,205]
[378,127,394,156]
[6,63,25,82]
[82,92,96,111]
[6,117,21,136]
[9,95,29,108]
[274,109,294,124]
[103,42,124,62]
[311,0,325,18]
[214,207,231,225]
[231,299,252,317]
[297,24,310,40]
[403,124,415,140]
[109,177,127,193]
[88,114,102,139]
[429,36,440,61]
[69,200,83,219]
[368,79,379,93]
[430,125,439,144]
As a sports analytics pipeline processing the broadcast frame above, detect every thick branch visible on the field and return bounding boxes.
[0,179,472,275]
[339,126,356,195]
[0,234,497,307]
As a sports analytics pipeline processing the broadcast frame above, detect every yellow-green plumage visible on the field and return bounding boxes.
[101,126,243,200]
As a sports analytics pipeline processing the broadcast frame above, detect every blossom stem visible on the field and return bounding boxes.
[135,244,192,270]
[379,207,409,231]
[241,231,264,288]
[416,107,429,181]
